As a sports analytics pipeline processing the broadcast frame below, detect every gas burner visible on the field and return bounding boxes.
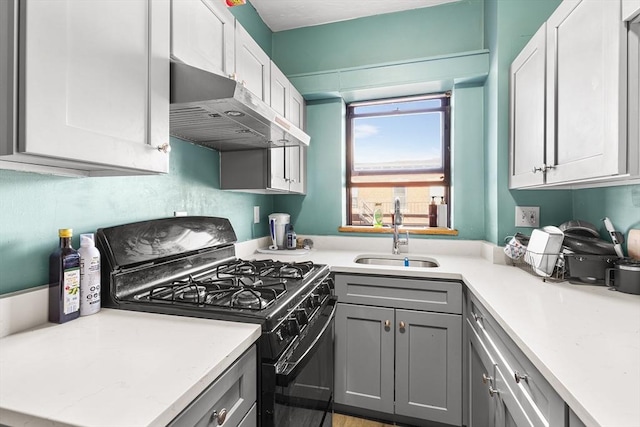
[231,289,267,309]
[176,286,206,302]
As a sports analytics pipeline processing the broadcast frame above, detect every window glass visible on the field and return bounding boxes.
[346,94,450,227]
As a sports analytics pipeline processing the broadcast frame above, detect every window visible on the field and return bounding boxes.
[346,94,450,227]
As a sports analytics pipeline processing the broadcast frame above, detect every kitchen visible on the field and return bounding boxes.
[1,0,639,426]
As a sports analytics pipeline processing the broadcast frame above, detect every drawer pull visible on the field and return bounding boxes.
[488,386,499,397]
[399,321,406,330]
[211,408,228,426]
[472,312,483,323]
[482,373,493,384]
[384,320,391,328]
[514,371,529,384]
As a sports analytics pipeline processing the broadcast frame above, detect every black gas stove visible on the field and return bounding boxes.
[97,216,333,359]
[96,216,335,427]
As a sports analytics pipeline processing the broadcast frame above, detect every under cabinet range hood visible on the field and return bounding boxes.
[169,62,310,151]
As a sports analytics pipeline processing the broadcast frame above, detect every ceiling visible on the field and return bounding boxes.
[247,0,460,32]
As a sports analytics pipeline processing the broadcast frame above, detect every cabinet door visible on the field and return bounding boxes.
[546,0,626,184]
[270,62,289,117]
[289,85,306,130]
[467,320,498,427]
[286,145,306,194]
[171,0,235,77]
[395,310,461,425]
[19,0,169,174]
[268,146,288,192]
[235,23,270,104]
[509,24,546,188]
[334,304,395,414]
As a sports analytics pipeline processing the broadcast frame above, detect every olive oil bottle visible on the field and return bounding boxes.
[49,228,81,323]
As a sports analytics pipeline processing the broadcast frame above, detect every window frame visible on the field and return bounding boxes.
[346,93,451,227]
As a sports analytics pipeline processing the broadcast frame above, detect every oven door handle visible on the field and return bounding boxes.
[275,298,336,387]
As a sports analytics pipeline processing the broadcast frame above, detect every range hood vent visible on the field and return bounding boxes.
[170,62,310,151]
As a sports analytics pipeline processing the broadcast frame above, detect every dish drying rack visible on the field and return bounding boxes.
[505,243,566,282]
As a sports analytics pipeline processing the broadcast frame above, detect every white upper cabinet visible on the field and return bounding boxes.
[171,0,235,78]
[510,0,638,188]
[0,0,170,177]
[270,62,289,117]
[509,24,547,188]
[623,0,640,20]
[545,0,626,184]
[235,23,270,104]
[270,61,307,130]
[289,85,306,130]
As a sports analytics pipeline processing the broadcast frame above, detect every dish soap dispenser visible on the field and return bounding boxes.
[373,203,383,227]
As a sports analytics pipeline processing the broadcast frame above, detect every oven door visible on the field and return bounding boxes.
[262,298,336,427]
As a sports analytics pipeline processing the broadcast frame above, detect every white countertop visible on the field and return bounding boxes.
[0,309,261,427]
[248,237,640,427]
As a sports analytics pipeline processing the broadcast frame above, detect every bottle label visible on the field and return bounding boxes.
[63,267,80,315]
[80,256,101,315]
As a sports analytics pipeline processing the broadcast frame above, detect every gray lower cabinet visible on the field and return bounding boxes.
[169,345,257,427]
[466,294,566,427]
[334,274,463,426]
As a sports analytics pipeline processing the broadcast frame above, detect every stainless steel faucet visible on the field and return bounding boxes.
[392,198,409,254]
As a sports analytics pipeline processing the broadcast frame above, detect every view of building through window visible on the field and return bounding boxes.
[346,94,450,226]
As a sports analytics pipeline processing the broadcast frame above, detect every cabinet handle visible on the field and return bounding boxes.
[472,312,483,323]
[532,164,554,174]
[482,373,493,384]
[384,320,391,328]
[399,321,406,330]
[514,371,529,384]
[488,386,499,397]
[156,143,171,154]
[210,408,227,425]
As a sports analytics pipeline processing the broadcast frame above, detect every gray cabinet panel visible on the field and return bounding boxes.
[335,303,395,414]
[467,319,497,427]
[335,274,462,314]
[395,309,462,425]
[168,346,257,427]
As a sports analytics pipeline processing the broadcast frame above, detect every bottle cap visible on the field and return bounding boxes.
[80,233,95,247]
[58,228,73,238]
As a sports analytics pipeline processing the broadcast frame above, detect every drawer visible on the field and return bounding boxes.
[334,274,462,314]
[238,403,257,427]
[169,345,257,427]
[467,295,564,426]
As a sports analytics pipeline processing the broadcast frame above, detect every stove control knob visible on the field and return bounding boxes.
[287,319,300,336]
[295,308,308,326]
[319,282,331,295]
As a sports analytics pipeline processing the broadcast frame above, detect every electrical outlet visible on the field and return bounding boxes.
[174,211,187,217]
[253,206,260,224]
[515,206,539,227]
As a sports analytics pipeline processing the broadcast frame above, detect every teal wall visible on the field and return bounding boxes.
[0,138,273,295]
[275,99,347,234]
[272,0,484,76]
[572,185,640,248]
[483,0,574,245]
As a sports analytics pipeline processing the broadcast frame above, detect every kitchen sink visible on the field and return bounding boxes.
[354,254,439,268]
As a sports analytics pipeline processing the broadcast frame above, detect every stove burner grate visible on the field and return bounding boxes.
[142,272,287,311]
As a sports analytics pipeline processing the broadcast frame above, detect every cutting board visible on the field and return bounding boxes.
[628,229,640,260]
[256,248,309,256]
